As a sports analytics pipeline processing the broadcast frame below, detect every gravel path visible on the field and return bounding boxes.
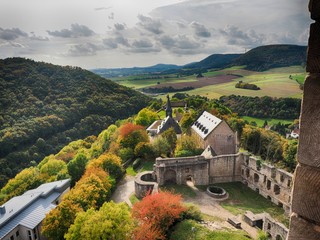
[110,175,135,207]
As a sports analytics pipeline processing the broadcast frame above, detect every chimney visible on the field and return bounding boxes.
[0,206,6,215]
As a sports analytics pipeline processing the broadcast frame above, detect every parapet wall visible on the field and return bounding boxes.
[241,155,292,214]
[134,171,158,199]
[208,153,243,184]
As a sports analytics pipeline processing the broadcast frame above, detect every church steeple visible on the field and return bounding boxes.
[165,95,173,118]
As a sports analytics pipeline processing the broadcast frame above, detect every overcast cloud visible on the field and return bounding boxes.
[0,0,311,68]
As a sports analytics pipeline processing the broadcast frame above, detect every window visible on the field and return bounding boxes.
[254,173,259,183]
[10,235,14,240]
[28,230,32,240]
[33,229,38,240]
[274,184,280,195]
[16,231,19,237]
[267,180,271,190]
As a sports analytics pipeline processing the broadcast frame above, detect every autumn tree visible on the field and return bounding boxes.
[41,199,83,240]
[134,142,155,160]
[134,108,158,127]
[65,201,134,240]
[42,167,112,240]
[152,136,171,157]
[174,135,203,157]
[132,191,186,239]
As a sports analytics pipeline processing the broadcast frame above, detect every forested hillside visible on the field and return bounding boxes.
[0,58,150,187]
[219,95,301,119]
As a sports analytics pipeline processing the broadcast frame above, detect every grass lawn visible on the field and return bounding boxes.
[125,160,155,176]
[169,219,251,240]
[129,193,140,205]
[161,184,197,198]
[214,182,289,227]
[241,116,294,127]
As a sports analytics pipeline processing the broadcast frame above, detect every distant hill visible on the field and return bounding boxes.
[229,45,307,71]
[0,58,150,187]
[92,45,307,78]
[92,63,180,78]
[185,54,242,70]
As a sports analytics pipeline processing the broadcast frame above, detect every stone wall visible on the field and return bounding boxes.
[241,155,292,214]
[287,1,320,239]
[208,153,243,184]
[134,171,158,199]
[263,214,288,240]
[155,156,209,186]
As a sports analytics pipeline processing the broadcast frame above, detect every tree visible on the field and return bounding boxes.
[134,142,155,160]
[65,201,134,240]
[132,191,186,239]
[120,129,149,150]
[152,136,171,157]
[41,199,83,240]
[39,159,68,181]
[161,128,177,155]
[174,135,203,157]
[67,153,88,186]
[134,108,158,127]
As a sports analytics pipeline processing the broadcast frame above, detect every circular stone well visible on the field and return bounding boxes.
[206,186,228,200]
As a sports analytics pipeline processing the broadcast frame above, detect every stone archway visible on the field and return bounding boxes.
[164,169,177,184]
[275,234,283,240]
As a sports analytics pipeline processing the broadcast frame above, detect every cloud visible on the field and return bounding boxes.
[130,38,161,53]
[114,23,126,31]
[190,21,211,38]
[158,34,201,54]
[103,35,130,49]
[219,25,265,47]
[47,24,95,38]
[67,42,100,56]
[137,14,163,35]
[30,32,49,41]
[0,27,28,41]
[94,7,112,11]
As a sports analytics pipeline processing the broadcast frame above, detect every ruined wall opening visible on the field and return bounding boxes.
[254,173,259,183]
[164,169,177,184]
[246,168,250,178]
[267,180,271,190]
[274,184,280,195]
[276,234,283,240]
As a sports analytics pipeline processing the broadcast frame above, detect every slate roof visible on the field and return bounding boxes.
[191,111,222,139]
[158,116,182,134]
[0,179,70,238]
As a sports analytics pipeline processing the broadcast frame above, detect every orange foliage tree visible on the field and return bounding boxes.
[132,191,186,239]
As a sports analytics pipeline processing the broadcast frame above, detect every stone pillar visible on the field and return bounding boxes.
[287,1,320,239]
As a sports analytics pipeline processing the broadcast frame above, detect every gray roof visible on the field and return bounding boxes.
[0,179,70,238]
[191,111,222,139]
[157,116,182,134]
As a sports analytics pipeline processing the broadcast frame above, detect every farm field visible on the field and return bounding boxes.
[241,116,294,127]
[112,66,305,99]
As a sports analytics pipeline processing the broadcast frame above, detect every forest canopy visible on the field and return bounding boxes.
[0,58,150,187]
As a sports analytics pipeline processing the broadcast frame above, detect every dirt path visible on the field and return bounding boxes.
[110,175,135,207]
[184,182,259,239]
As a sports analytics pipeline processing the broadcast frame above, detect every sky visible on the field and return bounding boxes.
[0,0,311,69]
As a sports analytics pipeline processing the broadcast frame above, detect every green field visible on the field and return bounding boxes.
[242,116,294,127]
[184,67,304,99]
[215,182,289,227]
[114,66,305,99]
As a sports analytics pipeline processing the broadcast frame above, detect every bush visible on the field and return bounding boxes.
[182,204,203,221]
[133,158,142,170]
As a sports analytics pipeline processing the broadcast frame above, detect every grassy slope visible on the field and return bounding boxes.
[184,66,304,99]
[116,66,305,99]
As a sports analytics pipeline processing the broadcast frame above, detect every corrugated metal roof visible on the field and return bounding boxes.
[191,111,222,139]
[0,179,70,238]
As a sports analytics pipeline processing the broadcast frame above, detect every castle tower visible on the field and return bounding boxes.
[165,95,173,118]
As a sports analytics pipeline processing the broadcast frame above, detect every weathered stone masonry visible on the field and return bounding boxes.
[241,156,292,214]
[287,1,320,239]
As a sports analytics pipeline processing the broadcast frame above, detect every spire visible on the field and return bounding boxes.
[165,95,173,118]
